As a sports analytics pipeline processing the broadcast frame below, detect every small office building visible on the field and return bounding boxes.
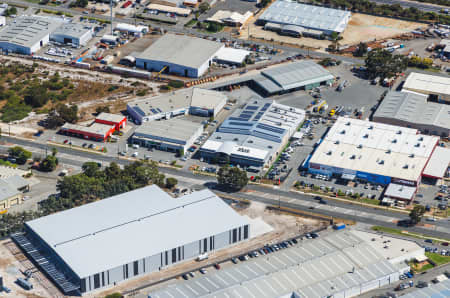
[134,34,224,78]
[127,88,227,124]
[0,175,29,211]
[13,185,250,294]
[131,118,203,153]
[402,72,450,104]
[50,23,93,47]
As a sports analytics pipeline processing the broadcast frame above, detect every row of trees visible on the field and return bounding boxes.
[312,0,450,25]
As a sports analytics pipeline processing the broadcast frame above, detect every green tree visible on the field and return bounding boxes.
[39,155,58,172]
[354,42,368,57]
[46,104,78,128]
[199,2,210,13]
[365,49,408,79]
[409,205,426,224]
[51,147,58,157]
[96,106,110,114]
[217,165,248,191]
[24,84,49,108]
[165,177,178,189]
[8,146,32,165]
[82,162,101,177]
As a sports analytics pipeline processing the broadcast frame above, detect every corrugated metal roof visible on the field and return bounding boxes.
[134,117,203,142]
[423,146,450,179]
[403,72,450,97]
[135,34,223,70]
[148,230,400,298]
[26,185,249,278]
[374,91,450,133]
[258,1,351,33]
[261,60,334,91]
[0,16,62,49]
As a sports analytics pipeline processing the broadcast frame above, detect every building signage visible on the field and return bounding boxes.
[391,178,416,187]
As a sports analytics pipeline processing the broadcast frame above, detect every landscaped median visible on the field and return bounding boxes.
[371,226,450,244]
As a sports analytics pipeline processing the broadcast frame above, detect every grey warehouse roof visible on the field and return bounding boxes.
[0,175,28,201]
[25,185,248,278]
[134,117,203,142]
[51,22,92,39]
[0,16,63,48]
[259,1,351,33]
[148,230,400,298]
[135,34,223,69]
[257,60,334,93]
[373,91,450,134]
[129,88,226,117]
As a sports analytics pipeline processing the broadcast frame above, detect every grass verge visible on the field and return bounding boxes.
[371,226,450,244]
[426,252,450,266]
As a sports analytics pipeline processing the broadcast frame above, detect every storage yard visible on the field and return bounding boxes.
[243,12,425,50]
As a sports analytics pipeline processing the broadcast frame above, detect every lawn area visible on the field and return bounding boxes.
[411,262,434,273]
[426,252,450,266]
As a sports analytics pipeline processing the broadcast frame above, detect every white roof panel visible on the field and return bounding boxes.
[26,186,248,278]
[403,72,450,97]
[423,146,450,179]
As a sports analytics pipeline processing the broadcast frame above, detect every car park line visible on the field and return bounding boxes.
[174,287,189,298]
[224,270,240,283]
[184,284,199,296]
[195,280,209,292]
[234,267,249,279]
[214,273,230,286]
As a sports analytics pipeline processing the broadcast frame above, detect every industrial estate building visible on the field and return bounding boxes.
[149,229,422,298]
[200,99,305,168]
[132,118,203,153]
[252,60,335,96]
[257,1,351,35]
[307,118,440,202]
[13,185,250,294]
[207,10,253,28]
[59,113,126,142]
[127,88,227,124]
[422,146,450,181]
[402,72,450,104]
[373,91,449,138]
[0,16,63,54]
[0,175,30,211]
[209,60,334,96]
[135,34,224,78]
[50,23,93,47]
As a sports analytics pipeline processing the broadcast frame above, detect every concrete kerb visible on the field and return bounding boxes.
[46,141,105,155]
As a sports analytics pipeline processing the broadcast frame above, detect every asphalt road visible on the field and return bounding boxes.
[370,0,445,13]
[3,135,450,239]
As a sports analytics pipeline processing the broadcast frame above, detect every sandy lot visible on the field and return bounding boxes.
[242,13,425,51]
[0,240,51,298]
[341,13,425,45]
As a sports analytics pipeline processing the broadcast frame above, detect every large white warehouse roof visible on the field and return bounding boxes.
[26,185,248,278]
[135,34,223,70]
[309,118,439,182]
[258,1,351,33]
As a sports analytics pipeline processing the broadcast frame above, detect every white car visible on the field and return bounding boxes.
[132,152,138,157]
[132,144,139,149]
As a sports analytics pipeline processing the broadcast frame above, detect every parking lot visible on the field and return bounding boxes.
[275,63,386,120]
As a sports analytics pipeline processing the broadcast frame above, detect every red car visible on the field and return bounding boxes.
[63,139,68,144]
[214,263,221,270]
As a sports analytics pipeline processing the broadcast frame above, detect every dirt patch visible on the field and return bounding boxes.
[0,240,52,298]
[341,13,425,45]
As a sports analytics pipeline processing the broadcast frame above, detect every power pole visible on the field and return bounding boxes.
[110,0,113,35]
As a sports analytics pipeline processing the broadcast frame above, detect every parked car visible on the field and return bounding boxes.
[199,268,207,274]
[231,257,238,264]
[214,263,221,270]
